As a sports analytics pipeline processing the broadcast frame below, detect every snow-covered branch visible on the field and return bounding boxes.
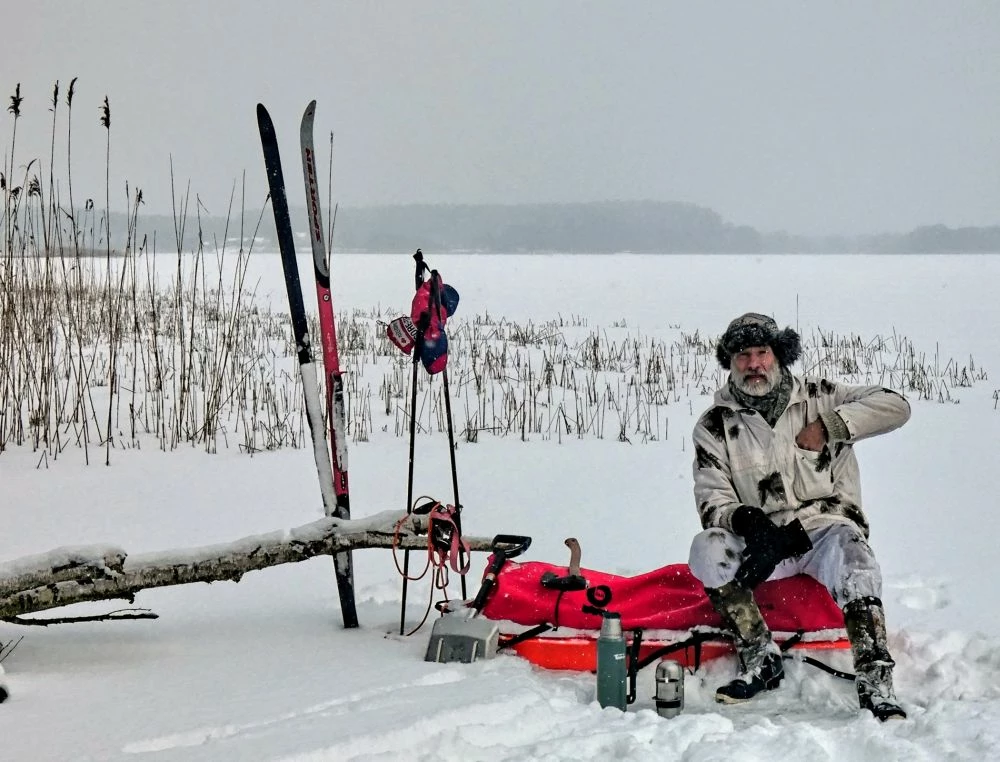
[0,511,493,619]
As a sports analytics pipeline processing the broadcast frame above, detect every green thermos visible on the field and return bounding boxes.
[596,611,627,710]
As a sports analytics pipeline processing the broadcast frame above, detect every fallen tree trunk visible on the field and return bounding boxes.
[0,510,494,620]
[0,547,129,599]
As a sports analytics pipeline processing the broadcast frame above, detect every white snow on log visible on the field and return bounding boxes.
[0,511,493,619]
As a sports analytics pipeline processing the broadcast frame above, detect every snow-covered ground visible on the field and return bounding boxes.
[2,253,999,761]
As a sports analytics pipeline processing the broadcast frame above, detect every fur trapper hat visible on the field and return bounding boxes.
[715,312,802,370]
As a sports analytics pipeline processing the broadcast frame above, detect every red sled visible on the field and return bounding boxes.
[478,557,850,671]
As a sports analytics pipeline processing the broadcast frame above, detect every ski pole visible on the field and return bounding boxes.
[428,270,467,599]
[399,250,428,635]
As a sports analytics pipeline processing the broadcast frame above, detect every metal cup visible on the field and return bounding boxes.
[654,659,684,718]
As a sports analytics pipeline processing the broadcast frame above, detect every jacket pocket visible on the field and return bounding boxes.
[791,446,835,501]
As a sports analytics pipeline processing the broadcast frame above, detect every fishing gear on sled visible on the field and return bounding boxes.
[421,533,709,716]
[385,250,468,634]
[422,533,858,720]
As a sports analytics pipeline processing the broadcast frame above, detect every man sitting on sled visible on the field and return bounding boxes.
[688,312,910,721]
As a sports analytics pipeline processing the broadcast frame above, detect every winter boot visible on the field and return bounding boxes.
[843,596,906,721]
[706,581,785,703]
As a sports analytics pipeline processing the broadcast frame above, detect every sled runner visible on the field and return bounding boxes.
[499,626,850,673]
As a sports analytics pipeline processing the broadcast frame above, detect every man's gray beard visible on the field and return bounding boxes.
[732,363,783,397]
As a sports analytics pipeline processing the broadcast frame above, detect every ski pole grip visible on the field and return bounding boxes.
[413,248,426,289]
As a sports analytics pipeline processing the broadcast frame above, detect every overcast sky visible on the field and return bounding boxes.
[5,1,999,235]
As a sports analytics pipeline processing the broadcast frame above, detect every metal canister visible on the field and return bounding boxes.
[596,612,627,711]
[654,659,684,718]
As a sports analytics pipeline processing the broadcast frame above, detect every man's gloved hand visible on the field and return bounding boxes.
[731,505,813,589]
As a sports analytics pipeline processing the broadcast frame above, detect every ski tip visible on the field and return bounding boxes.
[302,100,317,127]
[257,103,276,136]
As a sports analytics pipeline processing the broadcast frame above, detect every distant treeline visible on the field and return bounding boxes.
[111,201,1000,254]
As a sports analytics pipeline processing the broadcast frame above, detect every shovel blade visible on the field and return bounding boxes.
[424,615,500,663]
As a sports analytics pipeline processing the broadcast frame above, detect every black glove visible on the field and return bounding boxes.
[731,505,813,589]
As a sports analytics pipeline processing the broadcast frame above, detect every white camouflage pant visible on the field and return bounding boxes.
[688,521,882,607]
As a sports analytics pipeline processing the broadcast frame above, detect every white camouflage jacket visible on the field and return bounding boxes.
[692,376,910,537]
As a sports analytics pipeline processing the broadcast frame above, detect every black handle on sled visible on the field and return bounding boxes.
[540,537,588,592]
[541,572,588,592]
[469,534,532,612]
[491,534,532,559]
